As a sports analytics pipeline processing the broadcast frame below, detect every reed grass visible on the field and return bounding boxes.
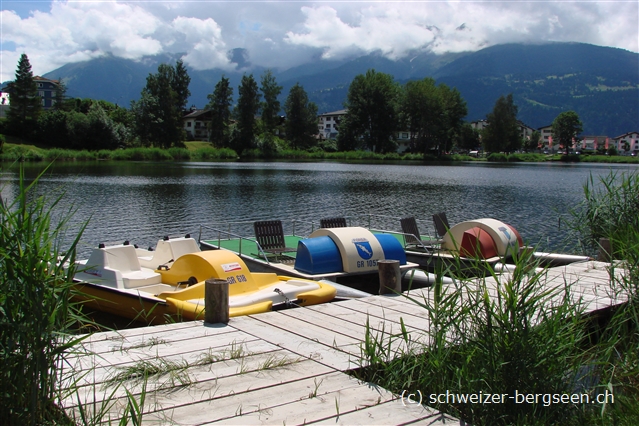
[355,172,639,425]
[356,250,596,425]
[0,164,88,425]
[564,171,639,256]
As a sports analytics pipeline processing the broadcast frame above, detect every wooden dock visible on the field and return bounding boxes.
[61,260,627,425]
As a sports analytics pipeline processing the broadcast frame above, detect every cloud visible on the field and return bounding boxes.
[0,0,232,81]
[285,2,638,57]
[169,16,233,71]
[1,1,637,83]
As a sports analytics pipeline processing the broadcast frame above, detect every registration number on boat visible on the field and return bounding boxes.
[357,259,378,268]
[226,274,248,284]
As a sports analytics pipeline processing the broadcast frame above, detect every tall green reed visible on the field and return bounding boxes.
[357,172,639,424]
[565,171,639,256]
[0,164,88,425]
[355,249,596,425]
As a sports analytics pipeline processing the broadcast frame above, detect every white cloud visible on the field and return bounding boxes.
[0,1,231,81]
[285,2,638,57]
[170,16,233,70]
[1,1,637,83]
[284,6,438,60]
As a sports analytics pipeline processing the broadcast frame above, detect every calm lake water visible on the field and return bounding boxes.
[2,160,638,258]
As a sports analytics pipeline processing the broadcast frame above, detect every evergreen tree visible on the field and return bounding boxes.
[552,111,583,155]
[132,61,189,148]
[233,74,261,155]
[172,60,191,113]
[482,94,521,153]
[260,70,282,134]
[53,78,69,111]
[284,83,318,150]
[206,76,234,147]
[6,53,42,140]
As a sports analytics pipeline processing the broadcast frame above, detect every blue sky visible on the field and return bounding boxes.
[1,1,638,82]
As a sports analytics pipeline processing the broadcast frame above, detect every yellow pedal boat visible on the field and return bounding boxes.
[73,237,336,325]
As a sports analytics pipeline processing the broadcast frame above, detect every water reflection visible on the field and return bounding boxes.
[2,160,637,257]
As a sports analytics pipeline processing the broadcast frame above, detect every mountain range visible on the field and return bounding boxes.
[37,42,639,137]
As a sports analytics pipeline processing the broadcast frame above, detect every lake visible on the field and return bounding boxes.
[2,160,638,258]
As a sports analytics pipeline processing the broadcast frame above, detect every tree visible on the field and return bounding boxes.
[399,79,467,156]
[524,130,541,152]
[284,83,318,150]
[260,70,282,135]
[437,84,468,155]
[552,111,583,155]
[132,61,189,148]
[339,69,400,153]
[172,60,192,114]
[400,78,442,154]
[206,76,234,147]
[53,78,69,111]
[457,123,481,152]
[482,94,521,153]
[233,74,261,155]
[6,53,42,139]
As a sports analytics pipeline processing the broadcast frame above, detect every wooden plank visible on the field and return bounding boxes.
[64,350,329,416]
[308,297,430,333]
[280,305,372,339]
[229,315,356,370]
[71,321,237,357]
[68,329,263,377]
[351,297,435,331]
[65,340,284,392]
[201,372,395,425]
[201,373,461,426]
[307,400,461,425]
[245,311,363,354]
[281,303,428,350]
[147,371,369,425]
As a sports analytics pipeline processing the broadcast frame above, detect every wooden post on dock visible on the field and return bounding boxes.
[378,260,401,295]
[598,238,612,263]
[205,278,229,324]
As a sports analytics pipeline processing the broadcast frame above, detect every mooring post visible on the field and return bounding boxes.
[598,238,612,263]
[378,260,401,295]
[205,278,229,324]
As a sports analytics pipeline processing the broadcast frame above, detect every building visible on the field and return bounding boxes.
[580,135,610,152]
[469,119,489,133]
[183,109,213,141]
[34,76,60,109]
[538,124,555,151]
[317,109,347,140]
[0,91,9,118]
[612,131,639,155]
[0,76,61,118]
[471,119,536,150]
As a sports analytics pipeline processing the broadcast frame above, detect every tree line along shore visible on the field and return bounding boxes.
[1,53,635,163]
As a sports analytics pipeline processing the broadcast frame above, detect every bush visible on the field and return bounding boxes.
[0,144,44,161]
[560,153,581,162]
[487,152,508,162]
[167,147,191,160]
